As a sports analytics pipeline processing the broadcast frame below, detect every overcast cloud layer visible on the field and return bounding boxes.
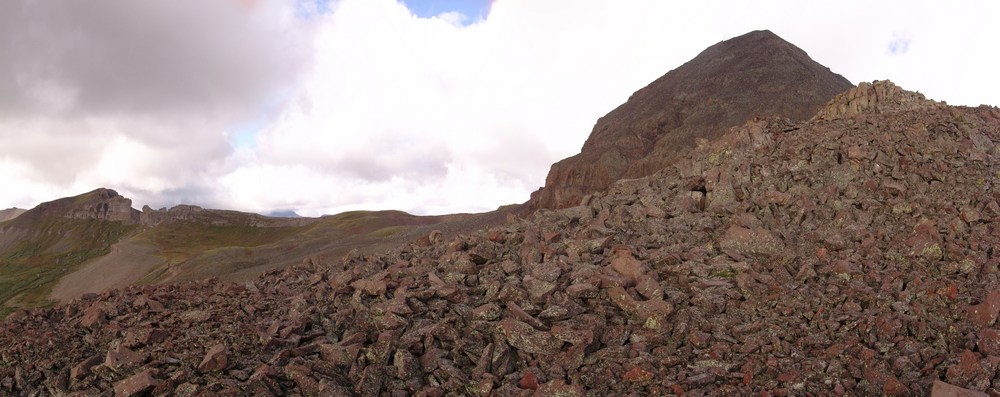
[1,0,998,216]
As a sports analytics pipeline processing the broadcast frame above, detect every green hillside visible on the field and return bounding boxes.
[0,216,137,316]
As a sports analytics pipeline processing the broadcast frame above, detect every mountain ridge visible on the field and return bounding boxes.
[0,188,509,313]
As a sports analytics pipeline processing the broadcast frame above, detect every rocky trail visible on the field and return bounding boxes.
[3,81,1000,396]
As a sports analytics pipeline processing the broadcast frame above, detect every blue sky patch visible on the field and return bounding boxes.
[401,0,492,24]
[296,0,335,18]
[231,122,262,149]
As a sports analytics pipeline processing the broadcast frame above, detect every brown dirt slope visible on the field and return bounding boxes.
[530,30,853,209]
[2,81,999,396]
[48,241,164,303]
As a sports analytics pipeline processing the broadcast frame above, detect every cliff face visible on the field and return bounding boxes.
[26,188,141,224]
[530,30,853,209]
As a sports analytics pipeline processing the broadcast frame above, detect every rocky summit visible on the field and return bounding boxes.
[530,30,853,210]
[3,34,1000,396]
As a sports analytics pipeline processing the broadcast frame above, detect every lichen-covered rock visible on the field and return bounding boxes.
[499,318,561,355]
[717,225,785,258]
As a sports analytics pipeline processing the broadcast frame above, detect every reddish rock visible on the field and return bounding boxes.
[679,191,706,212]
[534,379,583,396]
[79,305,107,329]
[566,283,598,299]
[550,326,594,346]
[623,366,654,383]
[472,303,501,321]
[930,380,989,397]
[113,369,158,397]
[105,345,144,371]
[319,343,362,367]
[946,350,984,385]
[518,372,539,390]
[355,365,386,396]
[198,344,229,373]
[499,318,561,355]
[941,284,959,301]
[968,290,1000,327]
[635,275,664,300]
[70,354,103,381]
[882,376,908,396]
[523,275,557,302]
[906,218,943,259]
[473,377,494,396]
[718,225,785,258]
[609,246,648,283]
[607,286,673,328]
[978,329,1000,355]
[862,366,906,396]
[284,364,320,396]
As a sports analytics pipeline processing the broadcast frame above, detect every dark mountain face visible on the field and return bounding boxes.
[530,30,853,209]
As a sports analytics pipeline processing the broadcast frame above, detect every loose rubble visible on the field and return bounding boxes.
[2,81,1000,396]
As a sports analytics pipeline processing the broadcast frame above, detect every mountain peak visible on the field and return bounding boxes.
[530,30,853,209]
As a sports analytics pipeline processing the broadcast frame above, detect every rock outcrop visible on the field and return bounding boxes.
[28,188,141,223]
[2,81,999,396]
[813,79,946,120]
[139,204,311,227]
[529,29,853,209]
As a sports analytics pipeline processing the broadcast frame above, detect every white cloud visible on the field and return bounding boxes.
[887,34,912,55]
[2,0,999,216]
[0,0,311,209]
[435,11,469,26]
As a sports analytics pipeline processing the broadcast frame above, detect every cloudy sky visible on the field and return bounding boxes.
[1,0,997,216]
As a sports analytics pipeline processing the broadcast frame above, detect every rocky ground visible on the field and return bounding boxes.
[3,81,1000,396]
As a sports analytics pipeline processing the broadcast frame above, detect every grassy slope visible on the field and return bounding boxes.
[136,210,458,284]
[0,215,137,316]
[131,221,307,264]
[2,206,514,316]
